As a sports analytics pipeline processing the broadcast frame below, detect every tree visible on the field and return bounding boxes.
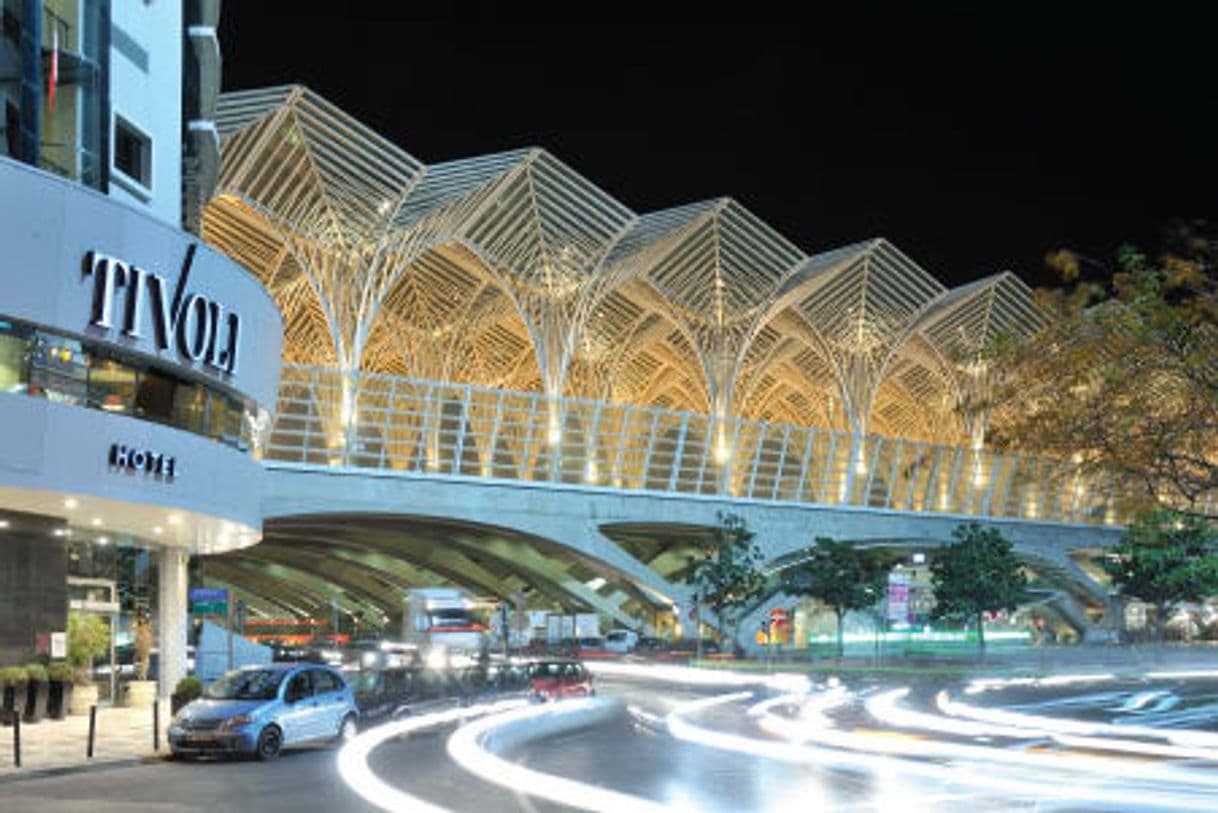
[780,538,887,657]
[930,523,1026,652]
[132,613,154,682]
[684,512,766,650]
[67,613,110,686]
[993,228,1218,518]
[1102,510,1218,643]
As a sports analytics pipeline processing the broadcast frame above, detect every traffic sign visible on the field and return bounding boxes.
[190,587,228,616]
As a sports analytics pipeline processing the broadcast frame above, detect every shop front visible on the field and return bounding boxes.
[0,155,281,704]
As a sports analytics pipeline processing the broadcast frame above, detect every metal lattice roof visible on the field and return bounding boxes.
[204,85,1046,447]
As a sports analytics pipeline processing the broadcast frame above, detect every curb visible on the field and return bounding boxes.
[0,754,165,785]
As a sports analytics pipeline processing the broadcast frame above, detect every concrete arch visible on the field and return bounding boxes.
[262,465,1122,633]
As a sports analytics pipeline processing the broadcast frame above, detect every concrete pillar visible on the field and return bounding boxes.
[158,547,189,700]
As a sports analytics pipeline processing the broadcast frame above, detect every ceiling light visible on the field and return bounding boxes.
[64,498,78,509]
[52,528,67,537]
[0,520,10,529]
[167,514,182,526]
[96,536,110,545]
[90,517,103,527]
[153,526,164,535]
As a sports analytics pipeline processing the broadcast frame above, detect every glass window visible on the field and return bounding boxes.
[0,315,256,452]
[285,671,313,702]
[209,390,244,449]
[134,367,175,423]
[28,333,87,404]
[172,379,208,434]
[0,320,31,393]
[88,357,137,413]
[312,669,340,694]
[204,669,284,701]
[113,116,152,189]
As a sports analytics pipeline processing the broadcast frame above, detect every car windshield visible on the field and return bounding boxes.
[203,669,284,700]
[530,662,570,678]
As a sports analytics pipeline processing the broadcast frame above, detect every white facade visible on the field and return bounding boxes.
[107,0,183,226]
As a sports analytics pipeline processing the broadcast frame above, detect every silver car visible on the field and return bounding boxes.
[169,663,359,760]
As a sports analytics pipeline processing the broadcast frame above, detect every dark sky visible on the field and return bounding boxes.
[218,9,1215,288]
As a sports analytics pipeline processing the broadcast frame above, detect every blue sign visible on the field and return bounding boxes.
[189,588,228,603]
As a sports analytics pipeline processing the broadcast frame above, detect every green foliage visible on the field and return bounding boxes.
[174,675,203,701]
[23,662,48,683]
[47,662,74,683]
[685,512,766,644]
[1103,510,1218,642]
[994,228,1218,517]
[67,613,110,685]
[930,523,1026,651]
[0,665,29,687]
[781,538,887,657]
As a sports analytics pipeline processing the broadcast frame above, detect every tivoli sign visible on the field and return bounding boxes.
[83,244,241,376]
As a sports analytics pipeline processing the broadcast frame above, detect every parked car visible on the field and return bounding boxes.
[345,667,416,726]
[604,629,638,653]
[633,636,665,653]
[527,660,595,701]
[168,663,359,760]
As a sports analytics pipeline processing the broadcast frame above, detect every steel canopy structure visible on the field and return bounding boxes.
[196,85,1127,635]
[203,85,1043,452]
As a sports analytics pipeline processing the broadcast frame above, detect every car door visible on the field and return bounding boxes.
[279,670,315,744]
[310,668,347,737]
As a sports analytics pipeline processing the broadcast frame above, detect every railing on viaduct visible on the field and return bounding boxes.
[264,365,1125,527]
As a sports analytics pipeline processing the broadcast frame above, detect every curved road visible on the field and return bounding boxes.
[6,667,1218,812]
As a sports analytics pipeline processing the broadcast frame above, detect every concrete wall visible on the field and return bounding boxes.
[0,156,282,407]
[263,465,1123,610]
[0,394,264,546]
[108,0,183,225]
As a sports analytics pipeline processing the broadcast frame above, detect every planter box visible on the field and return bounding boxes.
[47,681,73,720]
[68,683,99,716]
[24,681,49,723]
[1,685,27,726]
[124,680,157,709]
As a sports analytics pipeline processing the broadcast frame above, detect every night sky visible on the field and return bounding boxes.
[218,9,1215,288]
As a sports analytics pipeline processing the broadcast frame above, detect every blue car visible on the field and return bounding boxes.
[169,663,359,760]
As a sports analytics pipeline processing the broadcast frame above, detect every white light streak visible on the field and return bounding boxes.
[447,699,668,813]
[336,699,526,812]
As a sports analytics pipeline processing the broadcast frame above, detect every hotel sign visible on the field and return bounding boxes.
[83,244,241,376]
[109,443,178,480]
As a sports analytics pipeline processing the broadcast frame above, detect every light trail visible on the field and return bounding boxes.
[587,660,810,693]
[940,692,1218,749]
[336,699,528,813]
[964,672,1117,695]
[866,689,1218,762]
[446,698,670,813]
[661,686,1218,810]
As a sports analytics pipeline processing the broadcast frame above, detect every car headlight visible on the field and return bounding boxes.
[218,714,253,731]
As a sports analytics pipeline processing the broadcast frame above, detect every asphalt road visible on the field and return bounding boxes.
[4,671,1218,812]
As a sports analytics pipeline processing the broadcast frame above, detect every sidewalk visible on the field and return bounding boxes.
[0,704,167,779]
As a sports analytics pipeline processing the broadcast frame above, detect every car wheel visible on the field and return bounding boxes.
[335,714,358,744]
[256,725,283,761]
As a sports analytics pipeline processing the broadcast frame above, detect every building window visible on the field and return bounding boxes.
[0,314,259,453]
[113,116,152,190]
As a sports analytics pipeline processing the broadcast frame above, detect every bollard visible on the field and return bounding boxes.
[87,705,97,758]
[153,700,160,752]
[11,710,19,768]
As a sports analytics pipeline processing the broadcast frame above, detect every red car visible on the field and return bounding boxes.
[528,660,595,701]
